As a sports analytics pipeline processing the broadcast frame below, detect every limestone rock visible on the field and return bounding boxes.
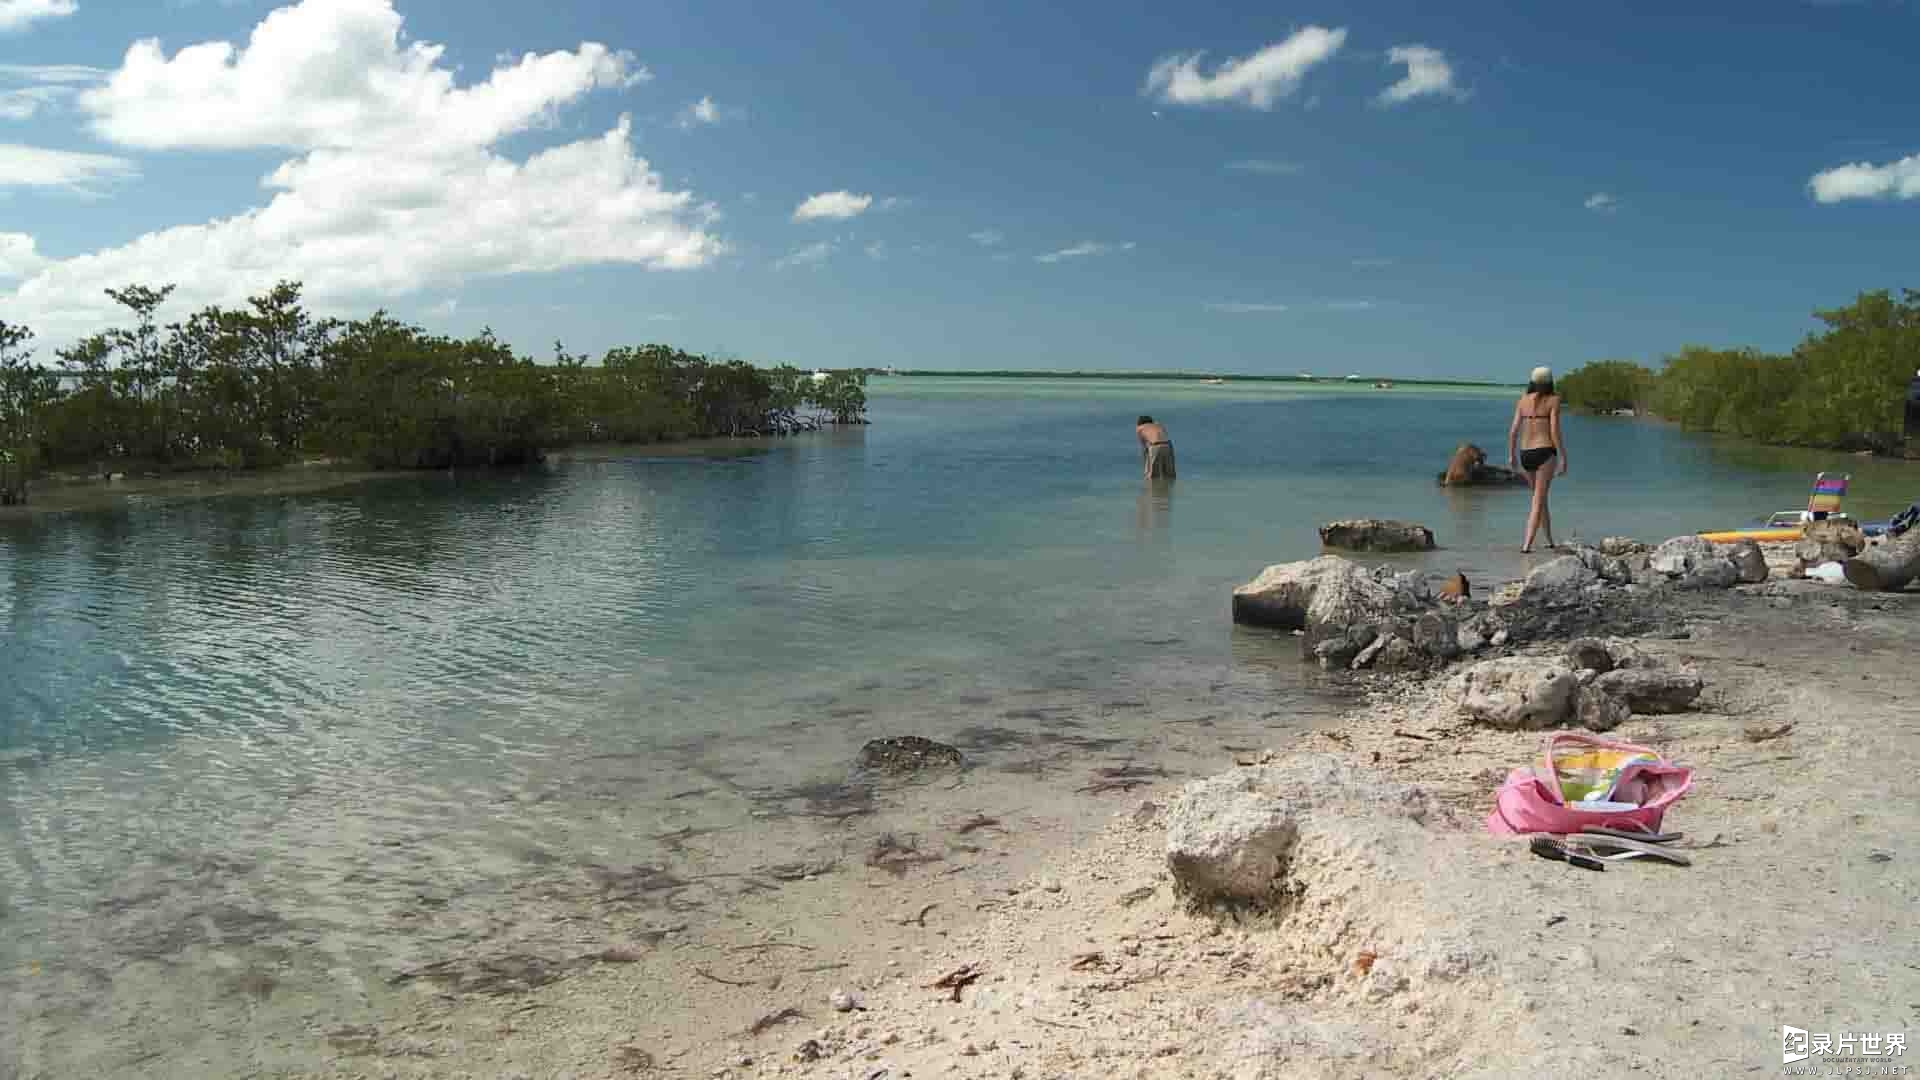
[855,736,963,774]
[1593,667,1704,714]
[1795,519,1866,575]
[1565,638,1614,674]
[1164,754,1428,907]
[1573,686,1631,732]
[1231,556,1393,646]
[1412,610,1460,661]
[1520,555,1599,607]
[1370,636,1421,672]
[1649,535,1740,589]
[1451,657,1579,730]
[1599,537,1648,557]
[1318,519,1436,553]
[1598,557,1635,585]
[1719,538,1769,584]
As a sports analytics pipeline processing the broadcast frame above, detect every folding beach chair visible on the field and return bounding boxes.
[1765,472,1849,527]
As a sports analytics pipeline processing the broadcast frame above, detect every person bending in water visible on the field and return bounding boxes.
[1508,366,1567,553]
[1136,416,1176,479]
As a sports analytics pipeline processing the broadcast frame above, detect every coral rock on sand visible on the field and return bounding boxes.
[854,736,963,773]
[1565,638,1615,674]
[1163,754,1430,907]
[1519,555,1599,607]
[1648,535,1740,589]
[1599,537,1648,557]
[1795,519,1867,576]
[1449,656,1626,732]
[1232,556,1394,643]
[1718,538,1770,584]
[1593,667,1704,714]
[1318,519,1437,553]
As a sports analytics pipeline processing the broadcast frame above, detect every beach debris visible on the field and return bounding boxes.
[746,1007,808,1036]
[897,902,939,927]
[928,963,984,1002]
[1743,722,1794,742]
[613,1044,656,1073]
[855,736,964,774]
[1070,951,1112,971]
[795,1039,827,1063]
[1317,518,1437,553]
[1391,729,1434,741]
[1439,571,1470,604]
[760,857,840,881]
[1117,883,1157,907]
[1869,851,1893,863]
[865,832,944,876]
[590,945,648,964]
[693,967,757,988]
[952,814,1003,835]
[1352,950,1378,975]
[1546,915,1568,927]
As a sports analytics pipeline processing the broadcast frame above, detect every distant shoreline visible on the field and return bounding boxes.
[878,369,1508,388]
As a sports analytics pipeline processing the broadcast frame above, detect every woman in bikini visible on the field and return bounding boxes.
[1508,365,1568,553]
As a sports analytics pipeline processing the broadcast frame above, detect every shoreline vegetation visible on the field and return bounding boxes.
[881,369,1504,388]
[1558,288,1919,454]
[0,281,869,506]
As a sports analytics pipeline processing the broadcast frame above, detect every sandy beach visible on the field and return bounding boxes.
[238,558,1920,1080]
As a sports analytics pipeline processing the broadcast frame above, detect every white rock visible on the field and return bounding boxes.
[829,989,860,1013]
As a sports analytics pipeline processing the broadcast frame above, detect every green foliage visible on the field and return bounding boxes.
[0,282,868,478]
[1557,359,1654,413]
[1559,289,1920,451]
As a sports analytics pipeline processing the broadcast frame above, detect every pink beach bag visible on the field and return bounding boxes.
[1485,731,1693,836]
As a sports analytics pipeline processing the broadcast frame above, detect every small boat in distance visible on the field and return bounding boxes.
[1373,380,1395,389]
[1201,377,1227,385]
[1298,372,1315,381]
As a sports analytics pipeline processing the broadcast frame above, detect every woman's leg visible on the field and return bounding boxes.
[1522,465,1551,552]
[1537,467,1556,548]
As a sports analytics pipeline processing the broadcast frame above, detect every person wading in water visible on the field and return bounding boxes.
[1136,416,1176,479]
[1508,366,1568,553]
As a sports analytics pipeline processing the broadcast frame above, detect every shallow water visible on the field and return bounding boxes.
[0,376,1908,1074]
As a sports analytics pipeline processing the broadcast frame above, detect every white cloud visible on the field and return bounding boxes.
[1144,27,1346,110]
[775,240,834,269]
[0,0,77,33]
[78,0,647,152]
[1,0,720,341]
[1035,240,1135,264]
[0,232,45,279]
[1809,153,1920,202]
[1224,159,1303,176]
[968,229,1004,246]
[1377,45,1468,106]
[1584,191,1619,213]
[792,190,872,222]
[0,142,138,190]
[0,62,107,119]
[676,95,719,128]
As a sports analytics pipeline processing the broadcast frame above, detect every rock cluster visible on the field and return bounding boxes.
[854,736,963,774]
[1448,638,1702,731]
[1232,533,1761,675]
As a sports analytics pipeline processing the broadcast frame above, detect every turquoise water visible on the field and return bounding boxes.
[0,376,1910,1074]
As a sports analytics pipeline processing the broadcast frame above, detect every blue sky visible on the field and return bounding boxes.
[0,0,1915,378]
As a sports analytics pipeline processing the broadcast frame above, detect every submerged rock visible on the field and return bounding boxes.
[855,736,963,774]
[1318,519,1437,553]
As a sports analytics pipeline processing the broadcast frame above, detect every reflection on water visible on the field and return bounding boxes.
[0,377,1903,1075]
[1135,478,1174,537]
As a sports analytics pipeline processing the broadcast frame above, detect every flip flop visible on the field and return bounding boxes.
[1580,826,1684,844]
[1530,835,1606,872]
[1566,835,1692,867]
